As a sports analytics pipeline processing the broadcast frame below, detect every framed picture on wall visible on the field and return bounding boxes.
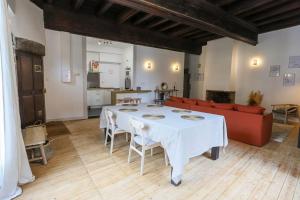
[90,60,100,72]
[283,73,295,86]
[269,65,280,77]
[288,56,300,68]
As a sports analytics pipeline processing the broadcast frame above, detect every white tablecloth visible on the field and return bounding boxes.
[100,104,228,183]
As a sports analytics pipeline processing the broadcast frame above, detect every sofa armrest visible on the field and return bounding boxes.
[260,113,273,146]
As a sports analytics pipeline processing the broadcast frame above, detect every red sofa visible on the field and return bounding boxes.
[164,97,273,147]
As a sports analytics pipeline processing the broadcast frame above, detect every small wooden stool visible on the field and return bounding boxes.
[23,127,47,165]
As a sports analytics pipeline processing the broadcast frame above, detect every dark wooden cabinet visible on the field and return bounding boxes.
[16,51,45,128]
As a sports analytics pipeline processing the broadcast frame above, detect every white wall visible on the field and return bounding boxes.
[44,30,85,121]
[202,38,236,94]
[234,25,300,111]
[134,45,185,98]
[198,25,300,112]
[8,0,45,45]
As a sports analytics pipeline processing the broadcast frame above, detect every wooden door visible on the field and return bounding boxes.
[16,51,45,128]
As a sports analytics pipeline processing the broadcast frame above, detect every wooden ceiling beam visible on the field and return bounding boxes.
[158,22,180,32]
[134,13,152,25]
[259,15,300,33]
[250,1,300,22]
[108,0,258,45]
[238,0,287,18]
[197,34,222,43]
[170,27,196,37]
[257,8,300,26]
[147,18,169,29]
[227,0,274,15]
[73,0,85,10]
[43,5,204,54]
[180,30,202,38]
[97,2,113,16]
[188,32,213,40]
[210,0,238,7]
[118,9,138,24]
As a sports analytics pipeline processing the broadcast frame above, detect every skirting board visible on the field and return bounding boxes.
[46,116,87,122]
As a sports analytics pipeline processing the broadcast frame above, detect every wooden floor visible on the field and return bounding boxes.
[17,119,300,200]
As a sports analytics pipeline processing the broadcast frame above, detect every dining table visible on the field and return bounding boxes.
[100,104,228,186]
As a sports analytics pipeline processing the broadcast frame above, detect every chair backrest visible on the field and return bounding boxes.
[104,109,110,129]
[106,110,117,132]
[129,118,146,145]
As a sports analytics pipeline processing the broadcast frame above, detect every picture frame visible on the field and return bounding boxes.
[269,65,280,77]
[283,73,295,86]
[288,56,300,68]
[90,60,100,72]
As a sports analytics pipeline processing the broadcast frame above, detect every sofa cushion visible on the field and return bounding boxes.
[197,100,213,107]
[183,98,197,105]
[169,96,183,103]
[164,101,191,110]
[235,104,265,114]
[213,103,234,110]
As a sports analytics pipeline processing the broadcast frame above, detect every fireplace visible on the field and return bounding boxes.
[206,90,235,103]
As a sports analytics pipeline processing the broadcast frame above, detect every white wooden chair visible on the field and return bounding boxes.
[104,110,128,154]
[128,118,168,175]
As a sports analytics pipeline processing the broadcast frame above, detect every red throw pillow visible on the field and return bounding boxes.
[197,100,213,107]
[213,103,234,110]
[183,98,197,105]
[235,104,265,114]
[169,96,183,103]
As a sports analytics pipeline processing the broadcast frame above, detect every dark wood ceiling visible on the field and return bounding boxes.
[31,0,300,54]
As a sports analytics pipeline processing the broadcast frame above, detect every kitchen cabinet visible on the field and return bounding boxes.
[100,63,120,88]
[100,52,122,63]
[103,90,111,105]
[87,51,122,88]
[87,89,113,107]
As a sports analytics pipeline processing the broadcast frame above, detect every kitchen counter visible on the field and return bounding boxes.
[87,87,119,90]
[111,90,152,94]
[111,90,152,104]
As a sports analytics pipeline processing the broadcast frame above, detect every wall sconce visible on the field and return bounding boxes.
[172,63,180,72]
[144,60,153,71]
[250,57,262,67]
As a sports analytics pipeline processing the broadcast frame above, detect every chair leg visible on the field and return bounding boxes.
[126,132,128,142]
[110,134,114,155]
[140,147,145,176]
[104,129,109,146]
[128,146,132,163]
[164,150,169,166]
[40,144,47,165]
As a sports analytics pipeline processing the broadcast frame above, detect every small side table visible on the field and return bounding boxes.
[22,128,47,165]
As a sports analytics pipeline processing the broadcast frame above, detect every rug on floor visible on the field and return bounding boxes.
[271,123,295,143]
[46,121,71,137]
